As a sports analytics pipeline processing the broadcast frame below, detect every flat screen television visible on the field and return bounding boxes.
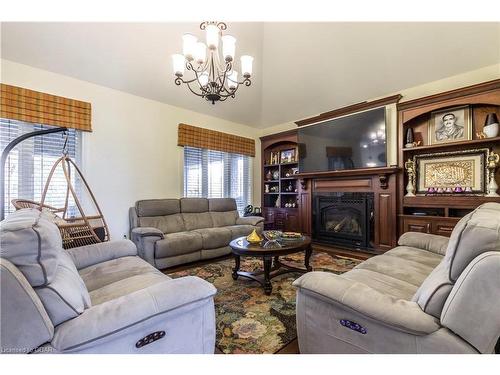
[298,107,387,172]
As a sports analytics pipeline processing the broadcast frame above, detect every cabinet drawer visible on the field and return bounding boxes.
[403,218,431,234]
[432,220,459,237]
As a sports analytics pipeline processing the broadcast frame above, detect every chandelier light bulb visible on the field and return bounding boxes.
[195,42,207,64]
[172,54,185,77]
[222,35,236,62]
[205,24,219,50]
[198,72,209,87]
[228,71,238,90]
[182,33,197,61]
[240,55,253,77]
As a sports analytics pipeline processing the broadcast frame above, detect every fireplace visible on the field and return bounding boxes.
[313,192,374,250]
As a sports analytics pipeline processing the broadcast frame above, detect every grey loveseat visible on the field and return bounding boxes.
[0,208,216,354]
[294,202,500,354]
[129,198,264,269]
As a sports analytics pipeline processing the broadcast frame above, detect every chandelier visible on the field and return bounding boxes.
[172,22,253,104]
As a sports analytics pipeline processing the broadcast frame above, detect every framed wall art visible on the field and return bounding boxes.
[414,148,489,195]
[428,105,472,145]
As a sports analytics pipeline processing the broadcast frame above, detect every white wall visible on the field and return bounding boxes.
[1,59,262,240]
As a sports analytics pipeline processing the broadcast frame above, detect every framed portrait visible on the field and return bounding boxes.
[414,148,488,194]
[280,148,296,163]
[428,105,472,145]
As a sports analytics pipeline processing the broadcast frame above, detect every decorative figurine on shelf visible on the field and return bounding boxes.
[265,170,272,181]
[464,186,473,194]
[476,131,487,139]
[272,170,280,180]
[445,187,453,194]
[265,184,270,193]
[454,186,463,194]
[275,197,280,208]
[404,158,416,197]
[426,187,436,195]
[486,151,500,197]
[483,113,499,138]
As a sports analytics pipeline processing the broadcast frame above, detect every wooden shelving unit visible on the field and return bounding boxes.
[260,130,301,232]
[397,79,500,237]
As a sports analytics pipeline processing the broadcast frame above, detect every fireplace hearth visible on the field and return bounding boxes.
[313,192,374,250]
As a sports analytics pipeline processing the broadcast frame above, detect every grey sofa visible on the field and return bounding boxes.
[0,208,216,354]
[294,202,500,354]
[129,198,264,269]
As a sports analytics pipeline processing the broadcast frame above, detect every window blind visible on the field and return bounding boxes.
[184,146,252,214]
[1,119,82,217]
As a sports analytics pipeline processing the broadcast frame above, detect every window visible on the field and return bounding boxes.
[1,119,82,217]
[184,146,252,214]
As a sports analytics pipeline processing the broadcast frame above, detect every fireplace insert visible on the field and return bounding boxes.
[313,192,374,250]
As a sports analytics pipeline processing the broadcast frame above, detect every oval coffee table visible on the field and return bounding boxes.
[229,235,312,295]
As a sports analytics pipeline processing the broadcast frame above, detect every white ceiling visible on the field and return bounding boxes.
[1,22,499,128]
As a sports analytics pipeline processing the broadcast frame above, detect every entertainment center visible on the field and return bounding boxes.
[261,79,500,256]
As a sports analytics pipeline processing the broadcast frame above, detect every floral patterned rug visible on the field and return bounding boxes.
[167,251,361,354]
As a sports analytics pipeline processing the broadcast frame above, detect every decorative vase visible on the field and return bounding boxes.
[246,229,262,244]
[483,113,499,138]
[406,127,414,144]
[266,170,272,181]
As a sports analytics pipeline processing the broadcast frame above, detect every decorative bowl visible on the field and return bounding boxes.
[263,230,282,242]
[246,229,262,244]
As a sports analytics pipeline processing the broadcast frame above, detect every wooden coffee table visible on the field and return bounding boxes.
[229,235,312,295]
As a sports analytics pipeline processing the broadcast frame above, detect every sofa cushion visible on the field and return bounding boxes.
[412,203,500,318]
[155,232,203,258]
[180,198,209,213]
[182,212,214,231]
[208,198,237,212]
[211,211,238,227]
[139,213,186,234]
[78,256,169,305]
[79,256,161,292]
[194,228,232,249]
[0,208,61,286]
[35,250,92,325]
[353,252,436,287]
[135,199,180,217]
[225,224,256,240]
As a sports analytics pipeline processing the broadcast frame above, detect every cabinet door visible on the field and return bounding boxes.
[284,211,300,232]
[432,220,458,237]
[403,218,431,234]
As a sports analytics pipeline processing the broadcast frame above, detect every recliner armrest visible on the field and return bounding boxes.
[398,232,449,255]
[293,272,440,335]
[131,227,164,238]
[67,240,138,270]
[236,216,264,226]
[51,276,217,352]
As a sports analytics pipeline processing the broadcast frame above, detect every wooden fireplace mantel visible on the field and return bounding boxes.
[296,166,400,190]
[297,166,399,253]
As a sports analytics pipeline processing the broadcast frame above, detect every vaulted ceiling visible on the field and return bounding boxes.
[1,22,499,128]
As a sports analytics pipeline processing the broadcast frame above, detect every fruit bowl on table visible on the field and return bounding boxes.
[262,230,282,242]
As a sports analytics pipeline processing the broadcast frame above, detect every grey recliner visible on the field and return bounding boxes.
[0,208,216,354]
[293,202,500,354]
[129,198,264,269]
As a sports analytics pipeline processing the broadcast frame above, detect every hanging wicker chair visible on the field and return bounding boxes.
[12,153,109,249]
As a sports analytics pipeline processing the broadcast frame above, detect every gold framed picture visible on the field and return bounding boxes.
[280,148,296,163]
[414,148,488,194]
[428,105,472,145]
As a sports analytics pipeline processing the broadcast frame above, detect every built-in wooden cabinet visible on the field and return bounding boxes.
[260,131,301,233]
[397,79,500,237]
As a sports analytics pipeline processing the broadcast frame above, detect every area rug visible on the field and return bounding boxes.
[167,251,361,354]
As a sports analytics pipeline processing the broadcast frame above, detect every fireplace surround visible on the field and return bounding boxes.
[313,192,374,249]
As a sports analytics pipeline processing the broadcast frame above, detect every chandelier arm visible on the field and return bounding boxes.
[184,81,206,97]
